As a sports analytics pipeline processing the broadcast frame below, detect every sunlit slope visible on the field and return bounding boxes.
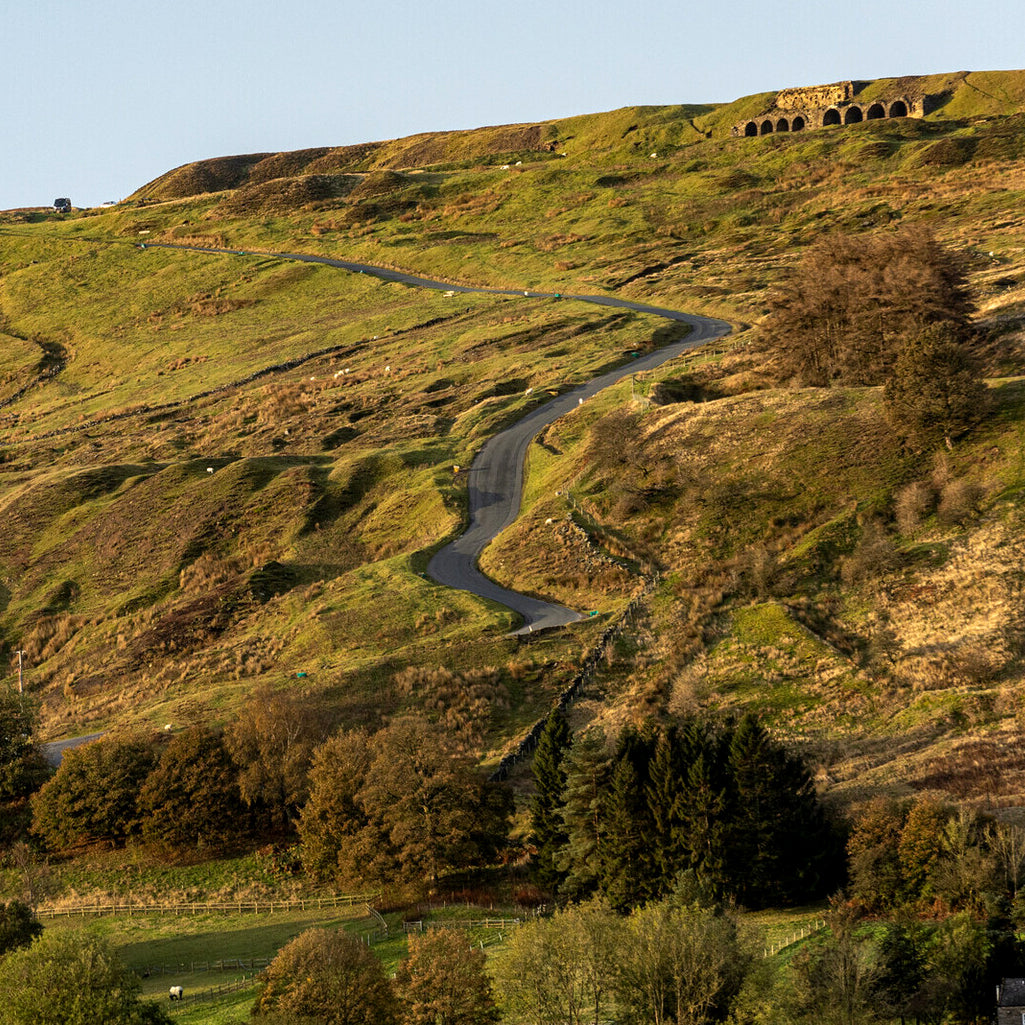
[3,69,1025,809]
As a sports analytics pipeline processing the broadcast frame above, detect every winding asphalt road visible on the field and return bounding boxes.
[152,243,732,633]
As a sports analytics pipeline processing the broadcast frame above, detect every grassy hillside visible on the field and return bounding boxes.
[3,69,1025,805]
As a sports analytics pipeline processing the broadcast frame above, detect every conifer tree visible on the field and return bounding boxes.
[680,741,734,898]
[529,709,571,891]
[600,748,653,911]
[558,728,611,900]
[727,713,831,906]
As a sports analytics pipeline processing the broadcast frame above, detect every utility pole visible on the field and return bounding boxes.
[16,650,25,694]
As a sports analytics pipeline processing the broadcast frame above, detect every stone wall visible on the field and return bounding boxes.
[776,81,857,110]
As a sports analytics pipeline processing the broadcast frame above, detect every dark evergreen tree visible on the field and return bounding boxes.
[727,713,834,906]
[0,900,42,957]
[0,689,48,803]
[875,920,930,1025]
[528,710,571,891]
[599,734,655,910]
[557,727,611,900]
[681,742,734,898]
[645,725,690,895]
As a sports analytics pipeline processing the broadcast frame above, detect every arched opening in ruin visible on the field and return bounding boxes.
[889,100,908,117]
[760,120,774,135]
[823,108,841,126]
[792,116,805,132]
[844,106,864,124]
[867,103,885,120]
[744,121,758,137]
[776,118,790,132]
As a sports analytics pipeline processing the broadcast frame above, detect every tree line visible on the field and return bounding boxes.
[21,691,511,891]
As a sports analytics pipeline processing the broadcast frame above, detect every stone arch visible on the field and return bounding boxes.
[760,120,774,135]
[889,99,908,118]
[823,108,841,126]
[744,121,758,137]
[844,106,864,124]
[776,118,790,133]
[792,115,805,132]
[867,103,885,120]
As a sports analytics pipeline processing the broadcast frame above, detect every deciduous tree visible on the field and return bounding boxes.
[31,735,155,851]
[138,728,249,854]
[254,927,397,1025]
[763,227,974,386]
[0,931,171,1025]
[616,901,748,1025]
[394,928,499,1025]
[226,683,330,833]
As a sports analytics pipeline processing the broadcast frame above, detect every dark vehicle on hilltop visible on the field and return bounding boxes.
[53,198,71,213]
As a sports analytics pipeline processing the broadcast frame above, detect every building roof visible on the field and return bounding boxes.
[998,978,1025,1006]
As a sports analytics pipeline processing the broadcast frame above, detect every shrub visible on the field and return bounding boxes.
[937,478,985,525]
[894,480,935,535]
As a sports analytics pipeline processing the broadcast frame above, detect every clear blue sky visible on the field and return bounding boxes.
[2,0,1022,210]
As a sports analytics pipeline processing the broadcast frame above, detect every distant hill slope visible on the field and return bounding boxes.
[131,70,1025,203]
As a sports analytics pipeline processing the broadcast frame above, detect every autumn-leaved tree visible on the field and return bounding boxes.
[298,728,395,886]
[225,683,330,833]
[253,927,397,1025]
[763,227,974,386]
[299,717,511,890]
[395,928,499,1025]
[358,716,512,889]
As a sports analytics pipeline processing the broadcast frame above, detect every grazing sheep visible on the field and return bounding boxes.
[169,986,183,1001]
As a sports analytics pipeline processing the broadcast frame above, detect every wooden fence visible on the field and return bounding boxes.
[163,974,258,1014]
[403,917,520,933]
[135,956,272,978]
[763,919,826,958]
[34,891,381,919]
